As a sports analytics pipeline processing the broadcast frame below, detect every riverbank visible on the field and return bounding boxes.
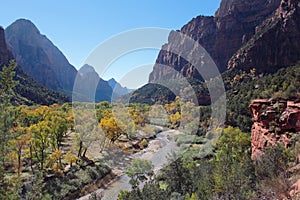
[78,129,181,200]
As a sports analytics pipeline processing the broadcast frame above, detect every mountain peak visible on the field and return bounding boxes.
[108,78,117,86]
[79,64,97,74]
[8,19,40,35]
[214,0,234,17]
[108,78,117,82]
[5,19,77,92]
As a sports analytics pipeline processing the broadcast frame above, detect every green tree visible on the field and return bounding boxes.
[48,114,68,152]
[161,154,193,196]
[255,145,294,198]
[29,121,51,171]
[25,172,51,200]
[125,159,154,190]
[0,60,19,198]
[212,126,255,200]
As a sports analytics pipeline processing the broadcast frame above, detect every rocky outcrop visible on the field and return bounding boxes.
[0,26,14,65]
[228,0,300,73]
[149,0,281,82]
[290,179,300,199]
[5,19,77,92]
[249,99,300,159]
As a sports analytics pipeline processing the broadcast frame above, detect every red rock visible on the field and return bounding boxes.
[289,179,300,199]
[280,107,300,131]
[250,99,300,159]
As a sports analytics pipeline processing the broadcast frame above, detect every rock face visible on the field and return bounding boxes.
[5,19,77,92]
[0,26,14,65]
[228,0,300,73]
[149,0,282,82]
[108,78,134,98]
[75,64,112,102]
[249,99,300,159]
[0,26,69,105]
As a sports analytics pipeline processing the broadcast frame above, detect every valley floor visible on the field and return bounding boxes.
[78,129,181,200]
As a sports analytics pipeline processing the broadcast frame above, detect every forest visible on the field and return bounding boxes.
[0,61,300,200]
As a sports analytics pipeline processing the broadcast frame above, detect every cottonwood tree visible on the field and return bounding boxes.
[29,120,51,171]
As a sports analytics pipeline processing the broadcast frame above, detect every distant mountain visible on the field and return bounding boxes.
[4,19,118,103]
[108,78,134,97]
[0,26,69,105]
[74,64,112,102]
[5,19,77,93]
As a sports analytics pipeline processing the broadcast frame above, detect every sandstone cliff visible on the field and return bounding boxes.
[250,98,300,198]
[228,0,300,73]
[149,0,281,82]
[249,99,300,159]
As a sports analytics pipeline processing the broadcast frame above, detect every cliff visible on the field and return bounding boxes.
[0,26,69,105]
[249,99,300,159]
[149,0,282,82]
[228,0,300,73]
[0,26,14,65]
[5,19,77,92]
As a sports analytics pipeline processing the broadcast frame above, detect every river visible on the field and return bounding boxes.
[77,129,180,200]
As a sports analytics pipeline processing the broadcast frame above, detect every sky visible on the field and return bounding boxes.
[0,0,221,88]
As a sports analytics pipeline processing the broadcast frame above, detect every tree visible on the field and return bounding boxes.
[64,152,78,167]
[169,112,181,128]
[125,159,154,190]
[212,126,255,200]
[255,145,294,198]
[73,105,98,158]
[48,114,68,152]
[10,128,29,175]
[49,149,64,174]
[161,155,193,196]
[0,60,18,198]
[100,110,125,143]
[29,121,51,171]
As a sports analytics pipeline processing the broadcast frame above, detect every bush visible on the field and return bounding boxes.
[139,139,148,149]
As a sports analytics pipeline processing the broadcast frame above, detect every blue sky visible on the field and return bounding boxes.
[0,0,221,88]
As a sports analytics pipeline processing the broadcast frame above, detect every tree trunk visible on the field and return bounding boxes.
[29,146,34,174]
[82,148,87,158]
[78,141,83,158]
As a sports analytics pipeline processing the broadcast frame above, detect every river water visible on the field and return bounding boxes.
[77,129,180,200]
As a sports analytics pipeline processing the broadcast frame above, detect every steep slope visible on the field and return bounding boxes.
[0,26,13,64]
[5,19,77,93]
[108,78,134,97]
[0,26,69,105]
[149,0,281,82]
[74,64,112,102]
[228,0,300,73]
